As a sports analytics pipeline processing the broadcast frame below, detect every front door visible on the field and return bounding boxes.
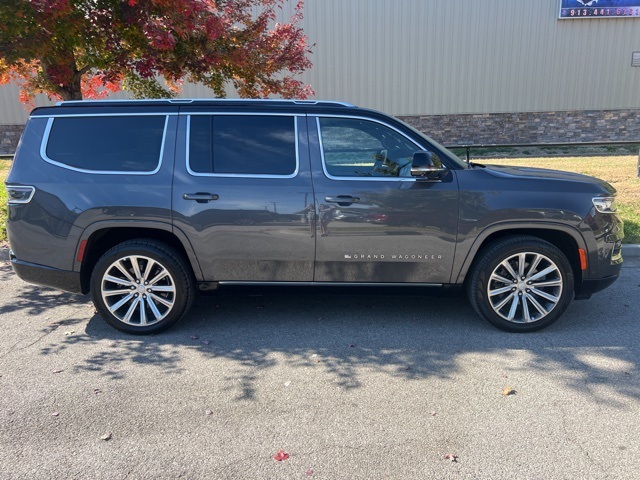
[309,115,459,284]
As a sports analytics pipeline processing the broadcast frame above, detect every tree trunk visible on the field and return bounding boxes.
[58,74,83,101]
[40,56,84,101]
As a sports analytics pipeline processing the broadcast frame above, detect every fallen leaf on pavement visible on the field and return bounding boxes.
[51,412,59,417]
[100,433,112,441]
[430,411,437,416]
[205,410,213,415]
[443,453,458,462]
[273,450,289,461]
[502,387,516,396]
[52,369,64,374]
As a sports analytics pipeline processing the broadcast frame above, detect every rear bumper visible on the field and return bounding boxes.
[10,252,83,294]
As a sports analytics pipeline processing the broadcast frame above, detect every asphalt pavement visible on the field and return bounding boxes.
[1,245,639,480]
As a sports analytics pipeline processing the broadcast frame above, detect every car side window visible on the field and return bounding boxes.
[188,115,297,176]
[318,117,428,178]
[45,115,166,173]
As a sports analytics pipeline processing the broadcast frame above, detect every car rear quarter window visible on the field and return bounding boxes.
[44,115,166,173]
[188,115,297,176]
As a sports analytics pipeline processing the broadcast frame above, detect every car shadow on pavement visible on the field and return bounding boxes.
[0,257,90,317]
[0,284,89,317]
[32,282,640,408]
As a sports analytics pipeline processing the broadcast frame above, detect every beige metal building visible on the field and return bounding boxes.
[2,0,640,152]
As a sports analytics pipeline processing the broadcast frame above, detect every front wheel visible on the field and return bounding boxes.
[467,236,575,332]
[90,240,195,334]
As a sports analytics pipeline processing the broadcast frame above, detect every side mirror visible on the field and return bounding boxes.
[411,151,446,178]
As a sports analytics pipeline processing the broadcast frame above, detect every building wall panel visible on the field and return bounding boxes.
[1,0,639,123]
[291,0,640,115]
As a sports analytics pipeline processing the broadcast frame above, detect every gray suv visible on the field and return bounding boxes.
[5,99,624,334]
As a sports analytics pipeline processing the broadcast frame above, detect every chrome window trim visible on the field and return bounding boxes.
[32,112,177,118]
[314,115,445,182]
[40,115,169,175]
[185,114,300,179]
[5,185,35,204]
[183,112,305,117]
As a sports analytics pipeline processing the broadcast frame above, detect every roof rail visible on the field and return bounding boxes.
[56,98,357,108]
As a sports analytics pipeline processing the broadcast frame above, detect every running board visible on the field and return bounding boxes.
[198,281,443,291]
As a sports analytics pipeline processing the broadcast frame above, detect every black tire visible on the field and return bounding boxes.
[90,240,195,334]
[467,235,574,332]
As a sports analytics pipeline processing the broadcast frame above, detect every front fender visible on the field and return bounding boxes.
[452,221,591,284]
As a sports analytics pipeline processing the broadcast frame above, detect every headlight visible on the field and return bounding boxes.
[592,196,617,214]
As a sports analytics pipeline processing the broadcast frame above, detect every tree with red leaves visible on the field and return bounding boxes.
[0,0,313,103]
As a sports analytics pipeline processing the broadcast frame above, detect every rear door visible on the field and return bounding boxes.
[172,109,315,282]
[308,114,459,284]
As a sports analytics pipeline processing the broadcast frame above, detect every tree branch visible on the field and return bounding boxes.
[78,65,92,76]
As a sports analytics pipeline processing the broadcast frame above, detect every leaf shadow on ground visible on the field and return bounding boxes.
[34,274,640,409]
[0,261,90,319]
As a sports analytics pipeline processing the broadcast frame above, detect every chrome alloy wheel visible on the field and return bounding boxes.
[487,252,563,324]
[100,255,176,326]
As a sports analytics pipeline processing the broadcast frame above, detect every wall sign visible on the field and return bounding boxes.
[560,0,640,18]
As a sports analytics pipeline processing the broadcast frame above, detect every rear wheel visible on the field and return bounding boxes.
[467,236,574,332]
[91,240,195,334]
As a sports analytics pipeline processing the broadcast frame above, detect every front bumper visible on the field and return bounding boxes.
[575,273,620,300]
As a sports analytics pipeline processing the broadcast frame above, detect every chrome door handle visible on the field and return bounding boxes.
[324,196,360,206]
[183,192,219,203]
